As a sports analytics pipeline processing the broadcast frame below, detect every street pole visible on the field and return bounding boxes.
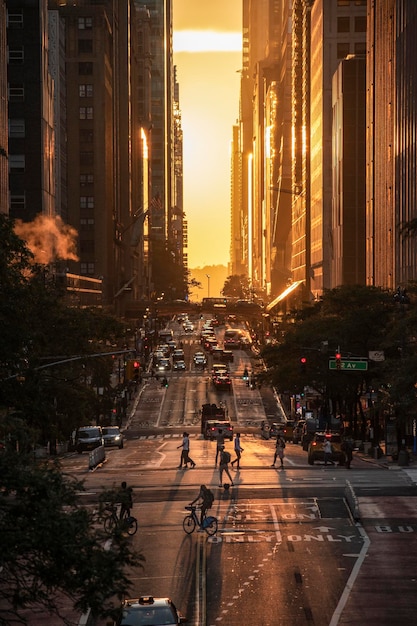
[206,274,210,298]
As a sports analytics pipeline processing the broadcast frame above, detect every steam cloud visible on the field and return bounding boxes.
[14,215,79,264]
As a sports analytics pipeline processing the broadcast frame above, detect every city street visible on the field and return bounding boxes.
[55,318,417,625]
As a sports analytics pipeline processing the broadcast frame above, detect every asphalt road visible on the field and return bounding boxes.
[59,431,417,626]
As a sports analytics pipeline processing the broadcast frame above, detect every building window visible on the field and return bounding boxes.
[80,218,95,229]
[78,39,93,54]
[80,151,94,166]
[337,43,350,59]
[79,84,93,97]
[80,196,94,209]
[78,16,93,30]
[79,106,93,120]
[10,195,25,211]
[8,84,25,101]
[80,173,94,186]
[8,47,24,63]
[80,262,95,275]
[9,155,25,172]
[79,62,93,75]
[9,119,25,138]
[337,17,350,33]
[354,16,367,32]
[80,129,94,143]
[7,10,23,28]
[354,42,366,55]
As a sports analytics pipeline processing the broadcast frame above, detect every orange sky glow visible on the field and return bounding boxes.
[173,0,242,270]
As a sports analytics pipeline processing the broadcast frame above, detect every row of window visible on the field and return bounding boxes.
[7,11,93,30]
[8,80,94,102]
[7,40,93,64]
[337,16,366,33]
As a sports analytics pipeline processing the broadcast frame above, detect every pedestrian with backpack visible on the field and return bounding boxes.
[219,446,234,486]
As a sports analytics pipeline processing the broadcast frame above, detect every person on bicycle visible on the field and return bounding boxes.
[190,484,214,525]
[119,481,133,519]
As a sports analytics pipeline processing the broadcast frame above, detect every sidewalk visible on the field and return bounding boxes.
[356,444,417,469]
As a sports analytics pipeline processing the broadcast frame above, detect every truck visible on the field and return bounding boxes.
[201,403,226,434]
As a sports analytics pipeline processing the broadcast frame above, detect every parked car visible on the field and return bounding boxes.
[116,595,187,626]
[102,426,124,449]
[205,420,234,441]
[75,426,103,453]
[307,432,346,465]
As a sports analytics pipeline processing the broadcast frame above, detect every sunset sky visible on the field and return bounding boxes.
[173,0,242,270]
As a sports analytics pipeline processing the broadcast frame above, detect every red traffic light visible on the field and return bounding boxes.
[335,352,341,360]
[300,357,307,364]
[133,361,140,368]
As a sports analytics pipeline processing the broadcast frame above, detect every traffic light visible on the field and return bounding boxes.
[133,361,140,382]
[335,351,342,370]
[300,356,307,374]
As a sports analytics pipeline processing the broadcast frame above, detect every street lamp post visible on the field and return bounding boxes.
[206,274,210,298]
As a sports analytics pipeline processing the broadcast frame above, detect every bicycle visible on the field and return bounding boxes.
[182,505,218,536]
[102,503,138,536]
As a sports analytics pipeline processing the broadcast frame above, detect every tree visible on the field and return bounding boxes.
[0,452,144,624]
[0,213,126,447]
[221,274,250,299]
[261,284,407,438]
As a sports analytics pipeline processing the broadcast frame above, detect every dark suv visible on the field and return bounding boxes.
[307,432,345,466]
[205,420,234,441]
[76,426,103,453]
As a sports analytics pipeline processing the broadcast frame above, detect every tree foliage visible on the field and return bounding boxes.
[261,284,417,436]
[221,274,250,299]
[0,213,126,447]
[0,452,144,624]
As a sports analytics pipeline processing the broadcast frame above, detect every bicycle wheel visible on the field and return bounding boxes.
[104,515,116,534]
[204,516,218,536]
[182,515,196,534]
[126,516,138,536]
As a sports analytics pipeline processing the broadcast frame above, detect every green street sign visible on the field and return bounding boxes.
[329,359,368,371]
